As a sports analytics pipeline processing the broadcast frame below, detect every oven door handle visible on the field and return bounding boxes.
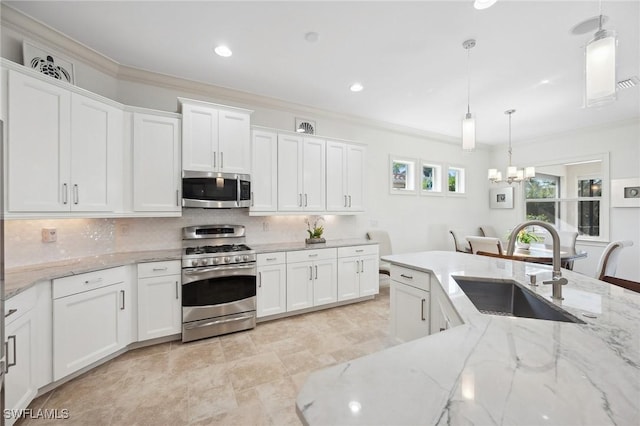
[183,263,256,275]
[183,314,255,330]
[182,263,257,284]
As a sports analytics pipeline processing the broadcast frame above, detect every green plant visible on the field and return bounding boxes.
[517,229,542,244]
[305,216,324,239]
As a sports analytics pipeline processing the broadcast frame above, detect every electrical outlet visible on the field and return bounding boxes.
[42,228,57,243]
[118,223,130,236]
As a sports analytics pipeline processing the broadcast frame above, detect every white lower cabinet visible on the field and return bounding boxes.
[390,265,431,343]
[337,245,379,301]
[430,281,463,334]
[137,261,182,341]
[52,266,132,381]
[286,249,337,312]
[257,253,287,317]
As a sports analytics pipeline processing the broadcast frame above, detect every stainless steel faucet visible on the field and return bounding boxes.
[506,220,568,300]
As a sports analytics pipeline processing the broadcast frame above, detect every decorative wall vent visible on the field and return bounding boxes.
[295,118,316,135]
[617,76,639,90]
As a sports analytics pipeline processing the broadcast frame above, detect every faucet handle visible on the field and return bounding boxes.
[542,277,568,286]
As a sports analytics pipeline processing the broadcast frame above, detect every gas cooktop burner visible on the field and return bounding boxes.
[185,244,252,255]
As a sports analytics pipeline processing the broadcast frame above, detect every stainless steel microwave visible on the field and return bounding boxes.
[182,171,251,208]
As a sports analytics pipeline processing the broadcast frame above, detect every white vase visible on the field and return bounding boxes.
[516,242,530,250]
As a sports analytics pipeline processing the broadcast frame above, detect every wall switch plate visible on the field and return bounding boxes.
[42,228,57,243]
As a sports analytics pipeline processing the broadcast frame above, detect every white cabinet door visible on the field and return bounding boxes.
[359,255,379,296]
[137,275,181,341]
[390,281,430,343]
[218,109,251,174]
[181,102,218,172]
[302,137,326,211]
[257,263,287,317]
[286,261,314,311]
[70,93,122,212]
[313,259,337,306]
[53,281,130,380]
[346,144,366,211]
[7,70,71,212]
[430,282,463,334]
[251,129,278,212]
[277,133,304,211]
[326,141,347,211]
[132,113,181,212]
[5,310,37,426]
[337,257,359,301]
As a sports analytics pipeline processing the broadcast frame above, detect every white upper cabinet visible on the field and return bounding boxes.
[326,140,365,212]
[277,134,325,212]
[6,68,123,215]
[251,129,278,212]
[180,98,252,174]
[132,112,181,212]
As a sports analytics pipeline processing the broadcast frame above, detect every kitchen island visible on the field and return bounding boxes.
[296,251,640,425]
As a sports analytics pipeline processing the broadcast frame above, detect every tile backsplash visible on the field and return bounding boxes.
[5,210,364,268]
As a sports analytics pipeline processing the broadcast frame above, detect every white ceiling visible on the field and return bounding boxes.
[6,1,640,145]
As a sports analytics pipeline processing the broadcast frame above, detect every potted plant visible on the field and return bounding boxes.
[515,228,542,250]
[305,216,326,244]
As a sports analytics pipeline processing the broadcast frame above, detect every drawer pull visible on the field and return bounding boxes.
[120,290,125,310]
[152,267,168,272]
[309,266,313,281]
[84,278,103,285]
[258,272,262,288]
[4,308,17,318]
[7,335,17,372]
[315,265,318,279]
[400,274,414,280]
[308,254,318,258]
[175,281,179,299]
[421,299,426,321]
[266,257,277,261]
[356,249,364,253]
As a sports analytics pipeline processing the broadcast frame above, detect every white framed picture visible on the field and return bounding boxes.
[611,177,640,208]
[23,40,75,84]
[490,186,514,209]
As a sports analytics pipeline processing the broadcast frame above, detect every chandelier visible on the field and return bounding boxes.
[488,109,535,184]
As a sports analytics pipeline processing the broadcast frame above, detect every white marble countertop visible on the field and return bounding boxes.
[4,249,182,299]
[252,238,376,254]
[296,251,640,425]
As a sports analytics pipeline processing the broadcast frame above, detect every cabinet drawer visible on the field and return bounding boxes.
[390,265,430,292]
[138,260,181,278]
[338,244,379,258]
[257,252,286,265]
[5,286,37,325]
[287,248,337,263]
[53,266,126,299]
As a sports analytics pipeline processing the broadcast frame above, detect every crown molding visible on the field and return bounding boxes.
[1,3,119,76]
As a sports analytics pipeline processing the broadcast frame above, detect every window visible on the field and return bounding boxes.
[389,156,417,194]
[523,155,608,241]
[447,167,465,194]
[421,162,442,194]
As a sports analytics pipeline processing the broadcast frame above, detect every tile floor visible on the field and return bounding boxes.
[21,281,393,425]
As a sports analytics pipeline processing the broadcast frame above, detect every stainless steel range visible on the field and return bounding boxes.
[181,224,257,343]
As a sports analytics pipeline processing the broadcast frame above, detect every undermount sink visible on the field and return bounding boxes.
[452,276,585,324]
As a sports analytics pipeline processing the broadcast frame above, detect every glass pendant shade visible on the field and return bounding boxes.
[488,169,499,180]
[585,29,617,106]
[507,166,518,179]
[525,167,536,178]
[462,113,476,151]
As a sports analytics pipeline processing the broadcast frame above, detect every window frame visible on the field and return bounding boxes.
[446,165,466,196]
[389,155,418,195]
[420,161,443,196]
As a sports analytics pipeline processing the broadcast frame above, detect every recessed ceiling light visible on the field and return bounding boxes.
[214,45,232,57]
[474,0,497,10]
[350,83,364,92]
[305,32,319,43]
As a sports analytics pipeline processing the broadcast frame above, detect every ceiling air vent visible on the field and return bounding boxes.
[295,118,316,135]
[617,76,640,90]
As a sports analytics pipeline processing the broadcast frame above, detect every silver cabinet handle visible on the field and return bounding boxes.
[176,190,180,207]
[356,260,360,274]
[356,249,364,253]
[120,290,125,310]
[348,195,352,207]
[304,193,308,207]
[221,152,224,169]
[315,265,318,279]
[361,260,364,273]
[299,193,303,207]
[308,253,318,258]
[344,195,348,207]
[266,257,277,261]
[309,266,313,281]
[6,335,17,372]
[251,192,254,207]
[258,272,262,288]
[400,274,413,280]
[421,299,426,321]
[62,183,68,205]
[84,278,103,285]
[73,184,79,205]
[5,308,17,318]
[152,267,168,272]
[213,152,216,168]
[175,281,179,299]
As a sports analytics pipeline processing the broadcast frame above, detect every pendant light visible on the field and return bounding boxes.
[488,109,535,184]
[462,39,476,151]
[585,0,617,106]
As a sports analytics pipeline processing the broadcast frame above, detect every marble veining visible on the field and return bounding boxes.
[297,251,640,425]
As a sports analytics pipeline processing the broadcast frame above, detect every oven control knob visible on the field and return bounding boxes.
[191,259,198,267]
[234,256,241,262]
[243,255,249,261]
[223,256,230,263]
[212,258,220,265]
